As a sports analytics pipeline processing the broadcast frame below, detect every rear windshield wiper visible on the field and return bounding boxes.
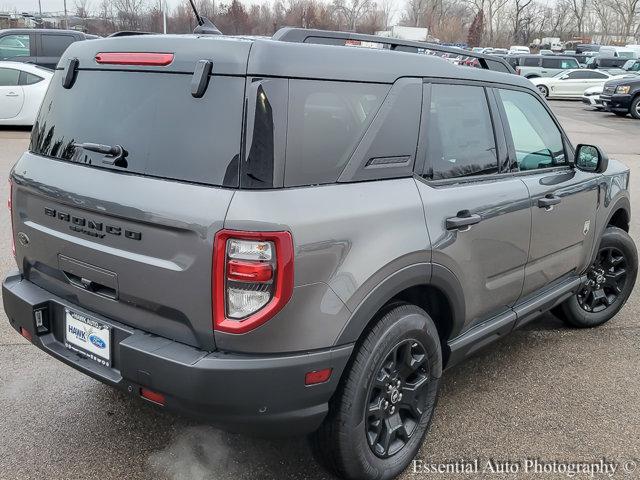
[73,142,128,168]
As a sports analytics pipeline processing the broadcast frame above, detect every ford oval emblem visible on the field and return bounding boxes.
[89,334,106,349]
[17,232,30,247]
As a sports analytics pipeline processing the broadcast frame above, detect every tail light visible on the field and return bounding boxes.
[213,230,294,334]
[516,67,521,75]
[7,179,14,257]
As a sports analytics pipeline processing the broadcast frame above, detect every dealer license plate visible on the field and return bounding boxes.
[64,309,111,367]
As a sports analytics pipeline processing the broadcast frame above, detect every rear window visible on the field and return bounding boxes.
[31,70,244,187]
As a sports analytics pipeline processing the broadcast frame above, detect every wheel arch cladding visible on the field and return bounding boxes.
[335,263,465,367]
[608,207,630,232]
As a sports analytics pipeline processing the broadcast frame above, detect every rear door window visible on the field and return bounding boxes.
[31,70,244,187]
[40,35,75,57]
[423,84,498,180]
[541,58,561,69]
[284,80,388,187]
[0,67,20,86]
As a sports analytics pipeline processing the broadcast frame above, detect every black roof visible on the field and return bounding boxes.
[59,32,535,91]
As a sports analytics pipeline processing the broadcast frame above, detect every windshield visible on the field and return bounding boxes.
[31,70,244,187]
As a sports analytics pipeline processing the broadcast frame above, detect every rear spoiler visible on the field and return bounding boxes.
[272,27,515,74]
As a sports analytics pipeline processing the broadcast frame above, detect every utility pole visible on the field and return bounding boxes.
[38,0,42,17]
[163,0,167,33]
[63,0,68,29]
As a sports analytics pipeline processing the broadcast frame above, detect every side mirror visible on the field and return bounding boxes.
[560,75,569,80]
[575,144,609,173]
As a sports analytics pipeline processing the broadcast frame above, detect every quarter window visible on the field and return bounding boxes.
[424,84,498,180]
[284,80,388,187]
[498,89,566,171]
[19,71,44,85]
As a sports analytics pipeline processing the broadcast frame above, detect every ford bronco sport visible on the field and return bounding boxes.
[3,28,637,480]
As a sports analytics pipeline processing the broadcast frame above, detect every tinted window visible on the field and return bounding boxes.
[0,34,30,59]
[284,80,387,186]
[0,68,20,86]
[31,70,244,187]
[485,59,511,73]
[567,70,607,79]
[425,84,497,179]
[523,57,540,67]
[40,35,75,57]
[19,71,44,85]
[498,89,566,171]
[562,59,579,69]
[624,60,640,72]
[541,58,560,68]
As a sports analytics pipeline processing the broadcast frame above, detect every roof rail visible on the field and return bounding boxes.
[272,27,515,74]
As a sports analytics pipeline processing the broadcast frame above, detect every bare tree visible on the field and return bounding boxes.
[75,0,90,18]
[609,0,640,41]
[404,0,428,27]
[569,0,590,38]
[112,0,146,30]
[511,0,534,44]
[332,0,373,30]
[378,0,396,29]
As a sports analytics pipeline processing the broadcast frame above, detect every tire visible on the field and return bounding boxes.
[309,304,442,480]
[613,111,628,117]
[630,96,640,120]
[537,85,549,98]
[555,227,637,328]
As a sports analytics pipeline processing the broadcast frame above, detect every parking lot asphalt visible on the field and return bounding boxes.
[0,101,639,480]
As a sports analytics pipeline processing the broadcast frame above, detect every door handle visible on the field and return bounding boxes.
[446,210,482,230]
[6,92,19,97]
[538,194,561,209]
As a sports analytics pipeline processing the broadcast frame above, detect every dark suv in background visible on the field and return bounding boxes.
[601,75,640,119]
[3,28,637,480]
[0,28,97,69]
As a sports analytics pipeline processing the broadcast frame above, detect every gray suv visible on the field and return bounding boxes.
[516,55,580,78]
[3,29,637,480]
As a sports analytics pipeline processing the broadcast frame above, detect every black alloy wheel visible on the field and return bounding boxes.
[578,246,628,313]
[366,339,429,458]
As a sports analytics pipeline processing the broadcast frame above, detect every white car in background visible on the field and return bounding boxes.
[531,69,625,98]
[581,85,604,109]
[0,62,52,126]
[509,45,530,54]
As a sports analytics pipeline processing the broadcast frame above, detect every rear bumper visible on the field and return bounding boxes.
[2,272,353,436]
[600,93,632,112]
